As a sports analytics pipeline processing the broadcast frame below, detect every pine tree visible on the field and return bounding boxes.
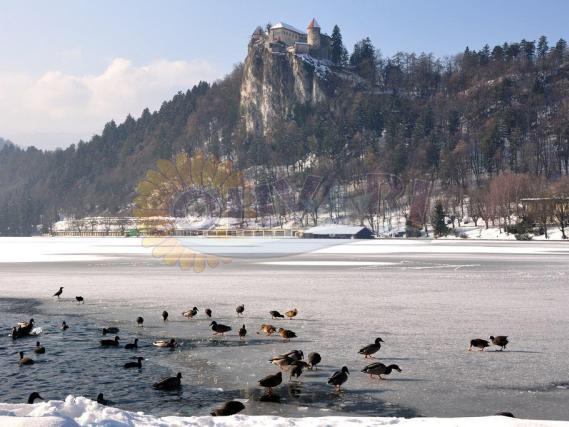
[537,35,549,59]
[330,25,348,66]
[432,201,449,237]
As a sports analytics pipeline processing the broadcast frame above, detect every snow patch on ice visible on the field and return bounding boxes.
[0,396,565,427]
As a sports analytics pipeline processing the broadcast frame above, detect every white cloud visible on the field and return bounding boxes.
[0,58,220,149]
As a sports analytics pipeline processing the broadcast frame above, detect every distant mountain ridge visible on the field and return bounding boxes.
[0,27,568,235]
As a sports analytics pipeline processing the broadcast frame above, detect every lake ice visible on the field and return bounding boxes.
[1,237,569,424]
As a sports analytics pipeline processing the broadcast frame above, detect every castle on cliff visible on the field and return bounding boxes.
[251,18,331,59]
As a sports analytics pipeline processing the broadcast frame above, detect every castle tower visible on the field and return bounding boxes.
[307,18,321,50]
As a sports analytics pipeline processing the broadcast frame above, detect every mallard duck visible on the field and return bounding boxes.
[361,362,402,379]
[236,304,245,317]
[270,310,284,319]
[358,337,384,358]
[278,328,297,342]
[125,338,139,349]
[285,350,303,360]
[153,372,182,390]
[285,308,298,320]
[75,296,84,304]
[211,400,245,416]
[308,352,321,369]
[290,364,304,382]
[205,308,212,318]
[136,316,144,327]
[258,371,282,394]
[100,336,120,347]
[102,327,119,335]
[469,338,490,351]
[34,341,46,354]
[259,324,276,336]
[27,392,43,404]
[239,324,247,340]
[53,286,64,299]
[269,354,295,370]
[124,357,144,369]
[96,393,108,405]
[13,318,35,338]
[182,307,198,319]
[490,336,509,351]
[19,351,34,366]
[61,321,69,331]
[328,366,349,390]
[210,321,231,336]
[162,311,169,322]
[153,338,177,348]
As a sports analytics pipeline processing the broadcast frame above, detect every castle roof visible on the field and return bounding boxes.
[307,18,320,29]
[270,22,306,35]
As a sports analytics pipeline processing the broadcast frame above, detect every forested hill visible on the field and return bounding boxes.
[1,31,569,235]
[0,138,13,150]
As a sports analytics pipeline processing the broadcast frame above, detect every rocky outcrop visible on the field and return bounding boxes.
[240,39,333,137]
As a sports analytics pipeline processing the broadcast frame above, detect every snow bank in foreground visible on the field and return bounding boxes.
[0,396,566,427]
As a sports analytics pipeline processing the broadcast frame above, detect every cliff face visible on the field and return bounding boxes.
[240,38,332,136]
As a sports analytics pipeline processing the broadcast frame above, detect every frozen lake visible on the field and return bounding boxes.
[1,237,569,420]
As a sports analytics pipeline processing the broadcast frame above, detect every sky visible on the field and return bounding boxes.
[1,0,568,150]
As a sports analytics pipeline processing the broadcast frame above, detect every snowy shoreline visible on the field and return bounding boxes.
[0,396,567,427]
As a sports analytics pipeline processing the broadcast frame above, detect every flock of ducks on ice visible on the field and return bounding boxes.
[9,285,512,417]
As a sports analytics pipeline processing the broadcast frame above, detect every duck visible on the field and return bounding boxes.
[61,321,69,331]
[358,337,384,358]
[13,318,35,338]
[27,392,43,404]
[19,351,34,366]
[290,363,304,382]
[362,362,402,379]
[34,341,46,354]
[153,338,177,348]
[285,308,298,320]
[182,307,198,319]
[125,338,139,349]
[75,296,84,304]
[210,321,232,336]
[100,336,120,347]
[236,304,245,317]
[53,286,64,299]
[328,366,349,390]
[210,400,245,416]
[490,335,509,351]
[136,316,144,327]
[308,352,321,370]
[259,324,276,336]
[269,354,295,370]
[239,324,247,340]
[205,308,212,318]
[162,311,169,322]
[270,310,284,319]
[278,328,296,342]
[124,357,144,369]
[102,327,119,335]
[284,350,303,361]
[96,393,108,405]
[469,338,490,351]
[153,372,182,390]
[258,371,282,394]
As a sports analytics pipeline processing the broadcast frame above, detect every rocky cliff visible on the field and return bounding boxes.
[240,38,334,137]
